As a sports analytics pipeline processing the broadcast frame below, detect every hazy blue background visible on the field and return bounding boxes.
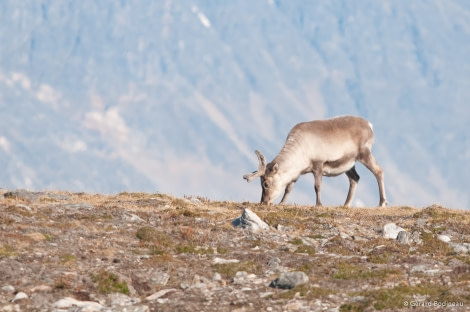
[1,1,469,209]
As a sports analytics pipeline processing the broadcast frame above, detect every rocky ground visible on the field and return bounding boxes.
[0,190,469,312]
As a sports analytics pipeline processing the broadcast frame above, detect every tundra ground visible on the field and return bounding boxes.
[0,190,469,311]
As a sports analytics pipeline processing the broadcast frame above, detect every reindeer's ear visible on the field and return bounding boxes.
[272,162,279,173]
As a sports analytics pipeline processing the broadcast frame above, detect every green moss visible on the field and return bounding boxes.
[175,244,214,255]
[91,270,130,295]
[289,237,303,245]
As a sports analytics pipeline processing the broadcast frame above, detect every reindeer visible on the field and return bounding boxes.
[243,116,387,207]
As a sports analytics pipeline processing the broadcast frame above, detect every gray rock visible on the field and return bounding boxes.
[103,306,149,312]
[396,231,411,244]
[63,203,95,210]
[269,271,309,289]
[267,257,281,268]
[150,271,170,286]
[449,242,470,254]
[232,208,269,232]
[108,293,141,306]
[397,231,422,245]
[416,218,427,227]
[382,223,405,239]
[1,285,15,293]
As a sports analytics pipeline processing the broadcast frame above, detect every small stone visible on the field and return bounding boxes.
[15,204,32,211]
[30,285,52,292]
[416,218,427,227]
[213,257,240,264]
[232,271,248,284]
[270,271,309,289]
[11,292,28,302]
[382,223,405,239]
[267,257,281,268]
[146,288,178,301]
[1,285,15,293]
[437,234,451,243]
[212,273,222,281]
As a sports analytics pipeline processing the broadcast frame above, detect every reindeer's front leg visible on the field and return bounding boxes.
[312,170,323,207]
[279,180,296,204]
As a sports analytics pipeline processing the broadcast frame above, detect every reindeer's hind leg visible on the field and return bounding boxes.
[344,166,360,207]
[358,150,388,207]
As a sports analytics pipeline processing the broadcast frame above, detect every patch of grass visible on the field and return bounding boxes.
[332,262,401,280]
[59,253,77,264]
[91,270,130,295]
[136,227,172,245]
[0,245,17,258]
[216,247,229,255]
[417,232,454,257]
[343,284,469,311]
[295,245,315,255]
[212,260,262,278]
[175,244,214,255]
[136,227,174,255]
[268,284,334,301]
[289,237,303,245]
[367,244,406,264]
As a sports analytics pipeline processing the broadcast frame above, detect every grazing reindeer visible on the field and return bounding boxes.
[243,116,387,207]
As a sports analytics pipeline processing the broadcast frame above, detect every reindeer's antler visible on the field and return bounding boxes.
[243,150,267,182]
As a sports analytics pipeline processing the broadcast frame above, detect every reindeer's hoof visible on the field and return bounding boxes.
[379,199,388,207]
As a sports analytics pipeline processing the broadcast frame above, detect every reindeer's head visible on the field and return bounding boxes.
[243,150,284,204]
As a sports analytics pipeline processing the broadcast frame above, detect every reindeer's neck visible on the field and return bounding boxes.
[272,133,310,176]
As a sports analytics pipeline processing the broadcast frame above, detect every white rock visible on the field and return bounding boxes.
[146,288,178,301]
[233,208,269,232]
[212,257,240,264]
[11,292,28,302]
[52,297,103,311]
[437,234,451,242]
[382,223,405,239]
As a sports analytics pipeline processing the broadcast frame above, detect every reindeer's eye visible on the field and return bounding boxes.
[263,182,270,189]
